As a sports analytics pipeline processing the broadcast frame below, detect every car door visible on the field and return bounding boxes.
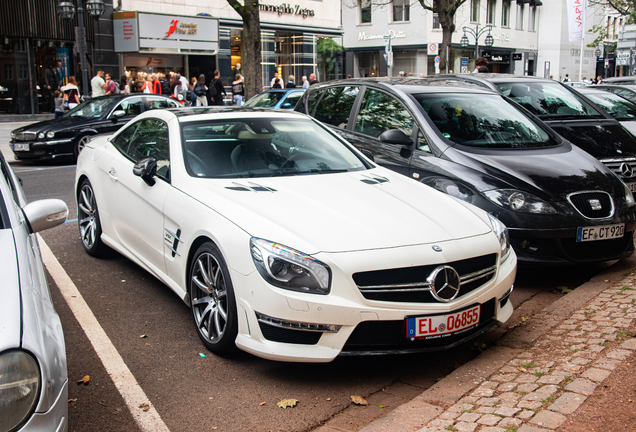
[96,96,146,136]
[99,118,171,275]
[339,87,415,176]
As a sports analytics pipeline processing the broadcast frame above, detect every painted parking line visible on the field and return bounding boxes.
[38,234,171,432]
[64,218,78,224]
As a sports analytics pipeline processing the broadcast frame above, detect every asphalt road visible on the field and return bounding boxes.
[9,158,611,432]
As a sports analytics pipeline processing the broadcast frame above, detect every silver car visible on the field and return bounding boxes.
[0,153,69,432]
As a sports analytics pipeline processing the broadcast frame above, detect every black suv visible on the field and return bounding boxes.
[296,77,636,264]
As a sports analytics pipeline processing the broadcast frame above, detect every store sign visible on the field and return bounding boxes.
[259,3,315,18]
[113,11,139,52]
[617,51,631,66]
[358,29,406,42]
[513,53,523,61]
[138,13,218,52]
[125,55,183,68]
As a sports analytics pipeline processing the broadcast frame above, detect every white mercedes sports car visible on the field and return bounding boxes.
[75,108,516,362]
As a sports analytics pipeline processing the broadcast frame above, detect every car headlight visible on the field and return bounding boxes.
[37,132,45,140]
[483,189,557,214]
[46,131,55,139]
[0,350,41,432]
[488,214,511,263]
[250,237,331,294]
[10,132,15,140]
[422,177,473,202]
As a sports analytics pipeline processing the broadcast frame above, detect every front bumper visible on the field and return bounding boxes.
[231,238,517,362]
[11,139,75,161]
[19,379,68,432]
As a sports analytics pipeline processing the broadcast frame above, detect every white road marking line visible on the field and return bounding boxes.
[38,234,171,432]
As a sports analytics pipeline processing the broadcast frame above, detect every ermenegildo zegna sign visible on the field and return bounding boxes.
[259,3,315,18]
[113,11,219,54]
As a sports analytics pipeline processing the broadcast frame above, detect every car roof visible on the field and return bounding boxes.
[311,77,497,95]
[597,84,636,90]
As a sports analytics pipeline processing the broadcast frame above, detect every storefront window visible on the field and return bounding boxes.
[355,52,380,77]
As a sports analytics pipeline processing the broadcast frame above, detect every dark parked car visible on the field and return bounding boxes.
[593,84,636,104]
[576,88,636,137]
[296,77,636,264]
[422,74,636,188]
[10,94,181,162]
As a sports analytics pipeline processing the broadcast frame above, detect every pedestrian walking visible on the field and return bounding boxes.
[473,57,489,73]
[141,76,153,93]
[272,78,282,89]
[53,90,64,119]
[45,61,61,111]
[120,76,130,94]
[285,75,296,88]
[194,74,208,106]
[91,69,106,97]
[232,74,245,106]
[301,76,309,89]
[309,73,319,86]
[152,74,162,94]
[104,73,119,94]
[62,76,80,109]
[209,70,226,106]
[270,71,281,87]
[563,74,570,83]
[159,74,170,95]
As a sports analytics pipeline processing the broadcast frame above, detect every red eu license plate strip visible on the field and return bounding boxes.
[406,305,481,338]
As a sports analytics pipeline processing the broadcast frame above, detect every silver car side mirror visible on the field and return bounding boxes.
[22,199,68,233]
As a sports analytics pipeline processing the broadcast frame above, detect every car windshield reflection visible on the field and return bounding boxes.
[497,82,604,120]
[63,97,115,119]
[583,92,636,121]
[244,92,286,108]
[415,93,556,149]
[181,118,368,178]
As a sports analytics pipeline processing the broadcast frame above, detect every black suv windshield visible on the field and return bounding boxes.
[497,81,603,119]
[415,93,556,149]
[581,91,636,121]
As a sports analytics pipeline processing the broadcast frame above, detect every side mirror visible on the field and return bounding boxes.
[133,157,157,186]
[379,129,414,146]
[282,102,292,108]
[22,199,68,233]
[111,110,126,123]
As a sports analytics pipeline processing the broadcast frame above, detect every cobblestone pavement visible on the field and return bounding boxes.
[416,279,636,432]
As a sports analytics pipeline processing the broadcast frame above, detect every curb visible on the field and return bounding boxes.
[359,254,636,431]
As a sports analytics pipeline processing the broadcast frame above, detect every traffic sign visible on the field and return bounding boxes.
[388,52,393,67]
[435,56,440,64]
[428,43,439,56]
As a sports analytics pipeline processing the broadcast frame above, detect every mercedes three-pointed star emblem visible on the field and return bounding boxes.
[427,265,461,302]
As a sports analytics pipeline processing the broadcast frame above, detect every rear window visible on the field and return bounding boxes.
[244,92,286,108]
[415,93,556,149]
[498,82,603,119]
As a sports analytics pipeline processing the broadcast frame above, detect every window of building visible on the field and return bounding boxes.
[393,0,410,22]
[501,0,510,27]
[471,0,480,23]
[360,0,372,24]
[529,6,536,31]
[433,13,441,29]
[487,0,496,25]
[516,1,524,30]
[4,65,13,80]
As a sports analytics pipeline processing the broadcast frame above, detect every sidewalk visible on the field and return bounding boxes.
[353,255,636,432]
[0,121,33,163]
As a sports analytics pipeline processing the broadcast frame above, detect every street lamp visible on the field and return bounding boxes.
[57,0,105,98]
[460,24,494,69]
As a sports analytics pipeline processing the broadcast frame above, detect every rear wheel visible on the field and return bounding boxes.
[74,134,93,160]
[189,242,238,355]
[77,179,107,256]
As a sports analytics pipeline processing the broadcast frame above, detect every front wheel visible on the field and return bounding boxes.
[189,243,238,355]
[77,179,107,257]
[74,134,93,160]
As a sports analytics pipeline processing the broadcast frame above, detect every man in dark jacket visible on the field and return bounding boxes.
[309,73,319,86]
[159,76,170,95]
[45,62,61,111]
[209,70,226,106]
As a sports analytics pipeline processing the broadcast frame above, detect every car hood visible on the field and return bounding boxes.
[449,143,623,200]
[12,116,96,134]
[543,119,636,159]
[0,230,21,350]
[184,169,493,254]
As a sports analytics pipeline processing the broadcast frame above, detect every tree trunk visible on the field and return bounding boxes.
[230,1,263,99]
[438,6,456,73]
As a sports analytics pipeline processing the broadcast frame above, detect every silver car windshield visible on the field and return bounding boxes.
[415,93,556,148]
[181,118,368,178]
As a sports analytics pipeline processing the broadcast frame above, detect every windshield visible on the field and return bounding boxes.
[181,117,368,178]
[582,91,636,121]
[243,92,286,108]
[63,97,116,119]
[497,82,603,119]
[415,93,555,148]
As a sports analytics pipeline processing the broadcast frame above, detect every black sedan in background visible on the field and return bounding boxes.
[296,78,636,264]
[422,75,636,188]
[576,88,636,137]
[10,94,180,162]
[593,84,636,104]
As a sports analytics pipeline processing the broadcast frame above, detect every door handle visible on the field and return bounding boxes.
[108,168,118,181]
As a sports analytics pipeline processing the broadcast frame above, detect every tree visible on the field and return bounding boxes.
[590,0,636,22]
[224,0,263,98]
[317,38,344,81]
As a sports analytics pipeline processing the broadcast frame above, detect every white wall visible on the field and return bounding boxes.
[121,0,342,30]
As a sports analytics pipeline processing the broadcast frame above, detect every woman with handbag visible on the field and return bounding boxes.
[61,76,80,109]
[141,76,152,94]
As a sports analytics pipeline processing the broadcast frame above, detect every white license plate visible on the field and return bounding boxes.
[13,143,29,151]
[576,224,625,242]
[406,305,481,339]
[628,183,636,193]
